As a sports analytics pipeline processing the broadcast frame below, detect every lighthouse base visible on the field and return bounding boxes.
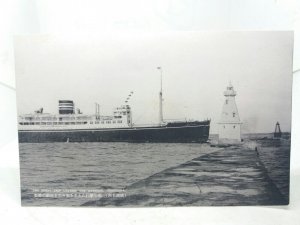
[218,138,242,145]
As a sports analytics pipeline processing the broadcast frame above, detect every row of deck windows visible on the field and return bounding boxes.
[89,120,123,124]
[20,120,124,125]
[20,122,88,125]
[23,116,92,121]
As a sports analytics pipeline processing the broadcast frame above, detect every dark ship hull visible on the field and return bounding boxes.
[18,120,210,143]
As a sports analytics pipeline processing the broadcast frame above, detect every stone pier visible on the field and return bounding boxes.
[83,144,288,207]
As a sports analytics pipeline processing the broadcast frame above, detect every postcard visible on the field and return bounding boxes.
[15,31,293,206]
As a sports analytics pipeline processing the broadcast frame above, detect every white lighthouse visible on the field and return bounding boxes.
[218,82,242,144]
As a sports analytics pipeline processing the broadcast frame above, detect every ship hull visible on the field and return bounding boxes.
[18,121,210,143]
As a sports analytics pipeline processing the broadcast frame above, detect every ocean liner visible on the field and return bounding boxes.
[18,69,210,143]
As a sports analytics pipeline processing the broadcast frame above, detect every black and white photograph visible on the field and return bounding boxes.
[14,31,293,207]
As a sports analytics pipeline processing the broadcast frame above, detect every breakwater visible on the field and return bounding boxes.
[83,139,289,207]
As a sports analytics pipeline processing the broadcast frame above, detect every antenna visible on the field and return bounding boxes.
[157,66,163,125]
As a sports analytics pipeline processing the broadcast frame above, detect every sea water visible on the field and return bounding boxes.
[19,133,290,207]
[20,142,217,206]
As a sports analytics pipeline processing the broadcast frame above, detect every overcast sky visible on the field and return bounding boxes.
[14,31,293,134]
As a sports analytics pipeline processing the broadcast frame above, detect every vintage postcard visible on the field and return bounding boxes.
[15,31,293,207]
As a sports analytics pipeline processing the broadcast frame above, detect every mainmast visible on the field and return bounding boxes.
[157,67,163,125]
[95,102,100,120]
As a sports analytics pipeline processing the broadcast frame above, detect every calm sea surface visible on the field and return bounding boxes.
[20,142,218,206]
[19,134,290,207]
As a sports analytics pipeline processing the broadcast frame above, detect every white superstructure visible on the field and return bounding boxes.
[18,102,133,130]
[218,82,242,144]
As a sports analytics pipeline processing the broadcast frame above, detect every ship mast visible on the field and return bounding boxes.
[157,67,163,125]
[95,102,100,120]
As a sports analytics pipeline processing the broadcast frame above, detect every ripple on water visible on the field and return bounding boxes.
[19,142,218,206]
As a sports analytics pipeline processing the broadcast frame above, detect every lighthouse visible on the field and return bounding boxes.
[218,82,242,144]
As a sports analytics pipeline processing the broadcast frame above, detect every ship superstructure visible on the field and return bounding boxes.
[18,102,133,130]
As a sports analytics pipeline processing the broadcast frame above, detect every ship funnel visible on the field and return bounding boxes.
[59,100,75,114]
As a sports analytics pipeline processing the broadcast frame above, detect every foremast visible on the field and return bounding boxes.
[157,67,164,126]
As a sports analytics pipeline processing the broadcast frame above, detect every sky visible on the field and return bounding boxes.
[14,31,293,134]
